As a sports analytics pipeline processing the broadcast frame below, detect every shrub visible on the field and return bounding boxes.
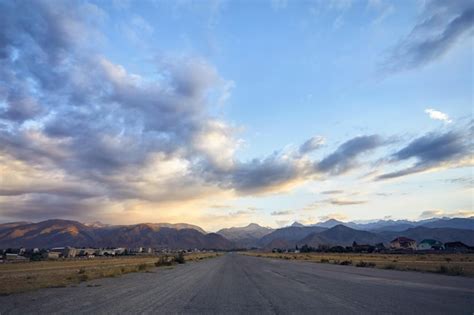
[320,258,330,263]
[339,260,352,266]
[356,261,376,268]
[156,255,172,267]
[138,263,148,271]
[383,264,396,270]
[174,252,185,264]
[437,265,464,276]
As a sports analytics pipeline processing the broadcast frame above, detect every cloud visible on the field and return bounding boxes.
[299,136,325,154]
[381,0,474,72]
[377,129,472,180]
[321,190,344,195]
[425,108,452,123]
[270,210,293,216]
[326,198,367,206]
[316,135,385,175]
[445,177,474,187]
[419,209,474,219]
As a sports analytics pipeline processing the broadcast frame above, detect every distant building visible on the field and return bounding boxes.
[352,242,375,253]
[390,237,417,250]
[444,241,470,252]
[417,239,444,251]
[42,252,60,260]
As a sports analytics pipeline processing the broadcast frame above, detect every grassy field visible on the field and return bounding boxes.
[0,252,220,295]
[244,252,474,277]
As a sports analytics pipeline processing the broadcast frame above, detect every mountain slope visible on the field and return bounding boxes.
[0,220,231,249]
[300,225,380,247]
[258,226,327,247]
[217,223,274,242]
[421,217,474,230]
[0,219,98,248]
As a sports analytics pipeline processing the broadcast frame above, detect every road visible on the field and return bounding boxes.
[1,253,473,314]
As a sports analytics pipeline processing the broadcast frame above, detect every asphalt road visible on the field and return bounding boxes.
[1,253,473,314]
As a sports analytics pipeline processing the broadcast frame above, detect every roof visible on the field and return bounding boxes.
[419,239,443,245]
[391,237,416,243]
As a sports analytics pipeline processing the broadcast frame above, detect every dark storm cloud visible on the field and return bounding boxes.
[0,193,100,221]
[377,129,472,180]
[381,0,474,72]
[226,154,312,194]
[316,135,384,175]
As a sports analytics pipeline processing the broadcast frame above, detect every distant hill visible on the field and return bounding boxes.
[0,219,97,248]
[311,217,474,232]
[258,226,327,247]
[300,225,380,247]
[312,219,345,228]
[421,217,474,230]
[0,221,32,232]
[0,220,232,249]
[217,223,273,248]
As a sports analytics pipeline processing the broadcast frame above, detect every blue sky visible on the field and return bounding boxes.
[0,0,472,230]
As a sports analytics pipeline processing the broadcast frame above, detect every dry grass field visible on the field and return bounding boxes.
[0,252,220,295]
[244,252,474,277]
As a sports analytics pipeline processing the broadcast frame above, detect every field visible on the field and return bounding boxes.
[0,252,220,295]
[244,252,474,277]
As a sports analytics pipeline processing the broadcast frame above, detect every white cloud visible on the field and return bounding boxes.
[425,108,452,123]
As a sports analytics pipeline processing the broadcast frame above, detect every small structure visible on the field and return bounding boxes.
[444,241,470,252]
[417,239,444,251]
[390,237,417,250]
[5,253,28,262]
[42,252,60,260]
[352,242,375,253]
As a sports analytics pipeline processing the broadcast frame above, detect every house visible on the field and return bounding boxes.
[352,242,375,253]
[42,252,60,260]
[374,243,386,252]
[444,241,470,252]
[417,239,444,251]
[5,253,28,262]
[390,237,417,250]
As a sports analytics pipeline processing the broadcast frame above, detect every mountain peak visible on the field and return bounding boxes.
[291,221,305,227]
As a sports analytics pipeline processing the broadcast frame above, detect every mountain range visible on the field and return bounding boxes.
[0,217,472,249]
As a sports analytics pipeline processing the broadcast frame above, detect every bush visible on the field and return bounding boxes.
[155,255,172,267]
[383,264,396,270]
[174,252,185,264]
[320,258,330,263]
[339,260,352,265]
[437,265,464,276]
[138,263,148,271]
[356,261,376,268]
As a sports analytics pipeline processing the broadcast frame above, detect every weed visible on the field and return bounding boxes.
[356,261,376,268]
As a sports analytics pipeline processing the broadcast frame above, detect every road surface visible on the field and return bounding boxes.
[1,253,473,314]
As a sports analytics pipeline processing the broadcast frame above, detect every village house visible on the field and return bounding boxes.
[42,251,60,260]
[444,241,471,252]
[5,253,29,262]
[390,237,417,250]
[417,239,444,250]
[352,242,375,253]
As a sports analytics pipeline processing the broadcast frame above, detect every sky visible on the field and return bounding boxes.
[0,0,473,231]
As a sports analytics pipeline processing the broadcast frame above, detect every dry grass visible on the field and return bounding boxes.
[0,252,220,295]
[244,252,474,277]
